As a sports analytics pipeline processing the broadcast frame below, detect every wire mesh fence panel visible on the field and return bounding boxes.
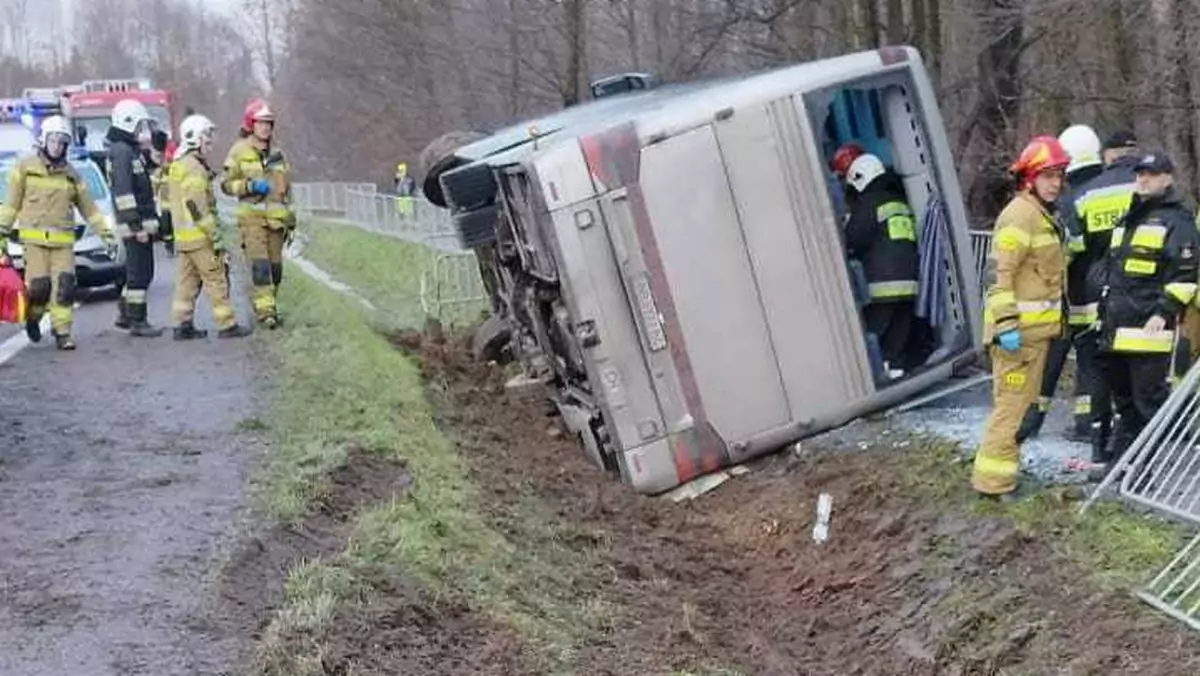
[1139,533,1200,632]
[420,250,489,324]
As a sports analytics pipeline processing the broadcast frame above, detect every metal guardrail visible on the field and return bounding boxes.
[291,182,376,214]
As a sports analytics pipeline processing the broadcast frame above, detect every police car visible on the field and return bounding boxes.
[1,148,126,294]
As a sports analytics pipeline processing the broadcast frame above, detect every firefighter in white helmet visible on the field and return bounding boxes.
[0,115,113,349]
[843,152,920,378]
[106,98,164,337]
[220,98,295,328]
[168,114,252,340]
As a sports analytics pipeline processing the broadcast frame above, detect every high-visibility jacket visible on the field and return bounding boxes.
[1095,188,1200,354]
[844,176,919,302]
[220,137,295,230]
[106,126,159,238]
[983,192,1066,345]
[168,151,219,254]
[1059,163,1105,327]
[0,152,109,248]
[1062,156,1138,327]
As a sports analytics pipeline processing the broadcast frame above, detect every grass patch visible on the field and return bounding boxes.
[298,218,487,329]
[252,267,614,674]
[892,436,1186,590]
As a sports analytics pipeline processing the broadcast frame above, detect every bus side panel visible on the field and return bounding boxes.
[714,103,870,437]
[639,125,791,444]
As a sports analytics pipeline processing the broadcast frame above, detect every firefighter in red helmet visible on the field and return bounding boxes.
[972,136,1070,498]
[220,98,295,328]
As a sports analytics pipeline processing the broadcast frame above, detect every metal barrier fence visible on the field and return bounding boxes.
[1138,533,1200,632]
[1089,359,1200,523]
[291,182,377,214]
[969,229,991,299]
[289,181,488,323]
[1085,357,1200,632]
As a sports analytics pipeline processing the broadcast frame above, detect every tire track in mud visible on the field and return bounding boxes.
[0,254,267,676]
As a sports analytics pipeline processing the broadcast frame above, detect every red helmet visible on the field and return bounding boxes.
[241,98,275,132]
[830,142,866,178]
[1009,136,1070,187]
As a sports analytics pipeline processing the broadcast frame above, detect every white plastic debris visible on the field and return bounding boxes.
[812,493,833,544]
[663,471,731,502]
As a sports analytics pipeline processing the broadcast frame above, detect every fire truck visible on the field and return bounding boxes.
[61,79,178,167]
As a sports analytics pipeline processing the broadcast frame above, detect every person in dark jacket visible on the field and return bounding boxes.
[106,98,164,337]
[1094,152,1200,462]
[844,152,919,376]
[1016,124,1107,443]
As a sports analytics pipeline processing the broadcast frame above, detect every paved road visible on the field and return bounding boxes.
[0,249,266,676]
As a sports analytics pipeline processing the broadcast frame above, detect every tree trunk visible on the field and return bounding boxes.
[927,0,941,82]
[858,0,881,48]
[887,0,905,45]
[912,0,927,54]
[966,0,1024,219]
[562,0,587,106]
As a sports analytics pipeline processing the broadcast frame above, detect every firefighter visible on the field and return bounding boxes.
[147,129,176,257]
[843,152,919,376]
[107,99,165,337]
[0,115,112,350]
[221,98,295,329]
[168,114,252,341]
[1016,124,1106,443]
[972,136,1070,498]
[1094,152,1199,461]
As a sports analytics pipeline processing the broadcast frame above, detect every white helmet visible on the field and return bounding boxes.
[39,115,72,147]
[1058,124,1102,173]
[179,114,216,153]
[846,153,886,193]
[112,99,151,134]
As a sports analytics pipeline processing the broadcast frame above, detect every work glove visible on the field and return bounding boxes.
[3,229,16,243]
[996,329,1021,353]
[249,178,271,196]
[211,229,227,254]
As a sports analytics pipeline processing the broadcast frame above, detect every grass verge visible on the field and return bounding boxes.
[897,438,1185,589]
[252,267,608,674]
[297,218,487,330]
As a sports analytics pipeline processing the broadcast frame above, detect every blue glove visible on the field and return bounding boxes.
[248,178,271,196]
[997,329,1021,353]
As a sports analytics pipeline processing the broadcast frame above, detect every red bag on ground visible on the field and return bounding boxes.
[0,256,26,325]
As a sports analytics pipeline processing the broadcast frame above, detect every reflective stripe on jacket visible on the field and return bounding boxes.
[844,176,919,302]
[983,192,1066,344]
[1096,188,1200,354]
[0,153,108,249]
[168,151,219,253]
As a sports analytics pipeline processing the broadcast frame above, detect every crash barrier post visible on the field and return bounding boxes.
[969,229,991,301]
[1138,532,1200,632]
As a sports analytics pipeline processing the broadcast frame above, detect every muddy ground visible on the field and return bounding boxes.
[385,332,1200,676]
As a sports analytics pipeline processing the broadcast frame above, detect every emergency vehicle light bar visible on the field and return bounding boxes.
[80,79,153,94]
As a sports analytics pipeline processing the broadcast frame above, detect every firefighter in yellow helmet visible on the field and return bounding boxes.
[0,115,112,350]
[220,98,294,328]
[972,136,1070,498]
[169,114,252,340]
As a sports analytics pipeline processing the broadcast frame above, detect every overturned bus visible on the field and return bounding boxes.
[426,47,984,494]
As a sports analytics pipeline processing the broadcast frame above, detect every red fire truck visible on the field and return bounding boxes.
[62,79,178,166]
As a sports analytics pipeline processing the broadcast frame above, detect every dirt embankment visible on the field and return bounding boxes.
[400,331,1200,676]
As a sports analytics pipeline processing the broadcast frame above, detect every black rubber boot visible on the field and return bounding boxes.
[24,316,42,343]
[218,324,253,339]
[54,334,76,351]
[1015,405,1045,444]
[114,298,131,330]
[127,302,163,338]
[1091,423,1113,465]
[173,322,208,341]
